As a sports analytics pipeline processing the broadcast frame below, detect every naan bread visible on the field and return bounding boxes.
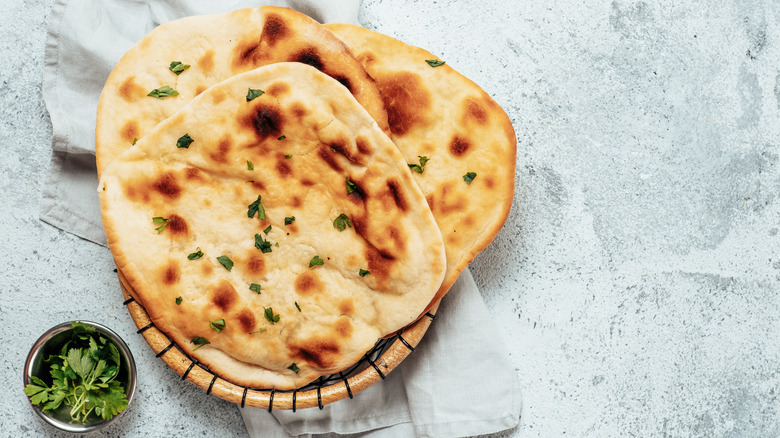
[326,24,517,313]
[98,63,446,390]
[96,6,388,177]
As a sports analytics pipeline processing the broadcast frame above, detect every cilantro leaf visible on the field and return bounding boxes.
[285,154,292,159]
[463,172,477,184]
[187,248,204,260]
[176,133,194,149]
[247,195,266,220]
[309,255,324,268]
[425,59,446,67]
[217,255,234,271]
[147,85,179,98]
[247,160,254,170]
[359,269,370,277]
[191,336,210,350]
[255,233,273,253]
[284,216,295,225]
[264,307,280,324]
[264,225,272,235]
[152,216,171,233]
[169,61,190,75]
[295,301,302,312]
[278,135,286,140]
[176,296,182,305]
[288,363,300,374]
[408,155,430,174]
[250,328,267,334]
[249,283,262,294]
[210,319,226,333]
[246,88,265,101]
[345,178,358,194]
[333,213,352,231]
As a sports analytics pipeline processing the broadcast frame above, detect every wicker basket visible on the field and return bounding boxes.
[115,268,438,410]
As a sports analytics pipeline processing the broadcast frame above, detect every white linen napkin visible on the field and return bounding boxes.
[40,1,522,436]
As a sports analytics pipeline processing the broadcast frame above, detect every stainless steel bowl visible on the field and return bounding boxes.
[24,321,136,433]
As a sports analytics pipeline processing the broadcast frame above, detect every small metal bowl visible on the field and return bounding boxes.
[24,321,136,433]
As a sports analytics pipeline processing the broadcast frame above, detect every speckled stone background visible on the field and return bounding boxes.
[3,0,780,436]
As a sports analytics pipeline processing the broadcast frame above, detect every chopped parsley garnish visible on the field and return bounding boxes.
[191,336,210,350]
[263,225,272,235]
[187,248,204,260]
[247,160,254,170]
[309,255,324,267]
[295,301,301,312]
[147,85,179,98]
[463,172,477,184]
[152,216,171,233]
[249,283,262,294]
[247,195,266,220]
[425,59,446,67]
[176,133,194,149]
[176,296,183,305]
[288,363,300,374]
[255,233,272,253]
[359,269,370,277]
[264,307,280,324]
[168,61,190,75]
[333,213,352,231]
[246,88,265,101]
[285,154,292,159]
[249,328,267,334]
[408,155,430,173]
[132,138,138,145]
[345,178,358,194]
[216,255,233,271]
[278,135,286,140]
[210,319,226,333]
[284,216,295,225]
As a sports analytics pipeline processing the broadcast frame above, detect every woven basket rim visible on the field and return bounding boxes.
[115,267,438,410]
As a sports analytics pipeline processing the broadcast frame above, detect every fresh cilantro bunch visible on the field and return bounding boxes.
[24,322,129,422]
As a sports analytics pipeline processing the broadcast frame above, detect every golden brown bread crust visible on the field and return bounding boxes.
[98,63,446,390]
[96,6,389,177]
[326,24,517,313]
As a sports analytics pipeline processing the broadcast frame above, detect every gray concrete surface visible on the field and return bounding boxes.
[3,0,780,436]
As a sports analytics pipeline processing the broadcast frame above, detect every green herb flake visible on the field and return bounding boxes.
[264,307,280,324]
[359,269,371,277]
[152,216,171,233]
[333,213,352,231]
[132,138,138,145]
[210,319,226,333]
[345,178,358,194]
[247,195,266,220]
[295,301,302,312]
[217,255,234,271]
[264,225,272,235]
[147,85,179,98]
[408,155,430,174]
[284,216,295,225]
[425,59,446,67]
[285,154,292,159]
[187,248,204,260]
[247,160,254,170]
[249,283,262,294]
[249,328,267,334]
[176,296,183,305]
[463,172,477,185]
[255,233,272,253]
[288,363,300,374]
[176,133,194,149]
[191,336,210,350]
[168,61,191,75]
[246,88,265,101]
[309,255,324,268]
[278,135,286,140]
[24,321,130,422]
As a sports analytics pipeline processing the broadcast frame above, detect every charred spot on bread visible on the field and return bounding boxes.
[166,214,189,236]
[237,308,257,333]
[261,13,289,47]
[293,48,324,71]
[448,135,471,157]
[375,71,431,136]
[118,76,146,102]
[294,271,324,295]
[290,337,340,369]
[153,172,182,199]
[211,280,238,311]
[199,50,215,72]
[121,120,139,143]
[385,179,408,211]
[161,261,180,285]
[462,97,489,125]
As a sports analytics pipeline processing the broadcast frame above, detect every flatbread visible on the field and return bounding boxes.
[98,63,446,390]
[326,24,517,313]
[96,6,388,177]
